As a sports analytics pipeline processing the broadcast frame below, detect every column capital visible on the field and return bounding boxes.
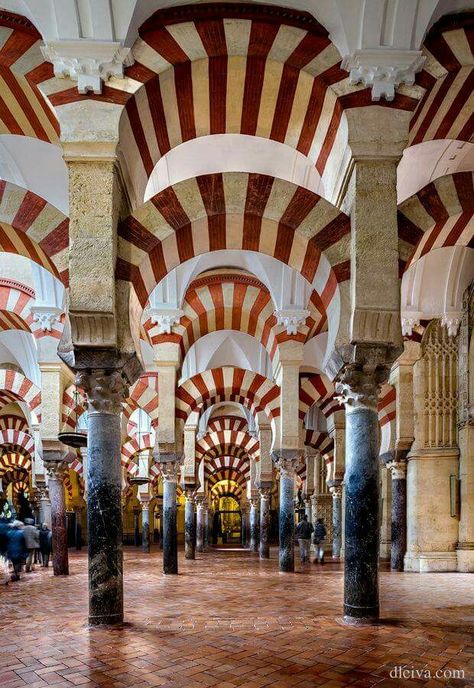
[77,368,128,415]
[329,484,343,500]
[272,449,303,476]
[159,457,183,483]
[336,359,390,411]
[387,461,407,480]
[44,455,70,482]
[184,488,196,503]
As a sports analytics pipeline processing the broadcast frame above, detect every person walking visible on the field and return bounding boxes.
[7,521,26,581]
[39,524,53,568]
[23,518,40,572]
[313,518,327,564]
[295,514,313,564]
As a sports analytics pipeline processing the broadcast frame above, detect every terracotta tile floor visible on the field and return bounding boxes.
[0,546,473,687]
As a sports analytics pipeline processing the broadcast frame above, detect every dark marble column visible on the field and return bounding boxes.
[74,506,83,550]
[134,509,141,547]
[36,482,51,528]
[388,461,407,571]
[196,500,204,552]
[44,456,69,576]
[249,499,259,552]
[273,451,300,573]
[161,459,180,574]
[337,370,382,625]
[259,487,271,559]
[329,482,343,558]
[141,500,150,553]
[240,507,248,546]
[184,491,195,560]
[77,368,128,626]
[203,504,209,552]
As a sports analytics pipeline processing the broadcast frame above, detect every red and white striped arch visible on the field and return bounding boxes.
[119,172,350,319]
[0,450,31,475]
[176,367,280,423]
[143,272,327,361]
[211,482,244,500]
[196,429,259,463]
[207,414,249,434]
[304,429,334,459]
[0,428,33,454]
[398,172,474,270]
[410,15,473,146]
[121,435,153,476]
[299,373,341,422]
[0,181,69,283]
[0,413,29,433]
[0,369,41,420]
[0,279,64,340]
[0,11,58,143]
[379,384,396,456]
[206,458,250,489]
[61,384,87,431]
[122,373,159,424]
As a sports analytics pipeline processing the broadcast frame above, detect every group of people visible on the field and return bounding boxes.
[0,518,53,583]
[296,516,327,565]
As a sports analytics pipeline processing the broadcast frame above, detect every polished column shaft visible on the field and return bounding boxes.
[259,490,271,559]
[45,461,69,576]
[331,485,343,558]
[196,502,204,552]
[184,494,195,560]
[203,506,209,552]
[249,500,259,552]
[389,462,407,571]
[162,463,179,574]
[276,455,298,573]
[75,508,83,550]
[141,504,150,553]
[344,401,380,623]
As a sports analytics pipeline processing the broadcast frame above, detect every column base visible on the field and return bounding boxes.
[404,551,458,572]
[343,605,379,625]
[89,612,123,626]
[457,546,474,572]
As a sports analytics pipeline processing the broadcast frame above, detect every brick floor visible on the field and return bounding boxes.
[0,547,472,687]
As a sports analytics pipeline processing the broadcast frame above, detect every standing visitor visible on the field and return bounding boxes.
[313,518,327,565]
[39,524,53,568]
[23,518,40,572]
[295,514,313,564]
[7,521,26,581]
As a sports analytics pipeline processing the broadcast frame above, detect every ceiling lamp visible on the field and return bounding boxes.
[58,387,87,448]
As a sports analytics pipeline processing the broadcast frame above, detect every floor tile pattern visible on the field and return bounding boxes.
[0,547,473,687]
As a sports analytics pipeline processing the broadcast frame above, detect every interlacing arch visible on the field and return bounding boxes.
[0,181,69,282]
[207,415,249,434]
[176,366,280,423]
[143,271,327,361]
[0,11,59,143]
[0,368,41,420]
[122,373,159,424]
[304,429,334,460]
[0,279,65,340]
[398,172,474,271]
[0,450,31,476]
[0,413,29,433]
[118,172,350,314]
[0,429,33,454]
[298,373,341,423]
[195,429,259,463]
[211,481,244,500]
[410,13,474,146]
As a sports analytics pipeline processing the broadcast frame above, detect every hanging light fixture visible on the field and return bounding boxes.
[58,386,87,448]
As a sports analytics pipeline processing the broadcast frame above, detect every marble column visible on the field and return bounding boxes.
[141,500,150,553]
[161,459,180,574]
[44,457,69,576]
[203,504,209,552]
[249,498,259,552]
[304,498,312,524]
[259,488,271,559]
[274,451,300,573]
[77,368,126,626]
[329,483,343,558]
[196,500,204,552]
[74,506,83,550]
[37,482,51,528]
[388,460,407,571]
[337,370,382,625]
[240,506,248,547]
[134,508,140,547]
[184,490,196,560]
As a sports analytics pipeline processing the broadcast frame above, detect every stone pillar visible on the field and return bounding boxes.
[274,451,300,573]
[77,368,127,626]
[160,459,180,574]
[44,456,69,576]
[74,506,83,550]
[259,487,271,559]
[248,498,259,552]
[329,483,343,559]
[140,498,150,553]
[196,499,204,552]
[304,498,312,524]
[37,482,51,528]
[387,460,407,571]
[133,508,141,547]
[379,463,392,561]
[240,506,249,547]
[203,503,209,552]
[458,422,474,571]
[184,490,195,560]
[337,368,384,625]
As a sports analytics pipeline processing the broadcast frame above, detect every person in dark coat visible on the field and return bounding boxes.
[0,518,9,558]
[295,514,313,564]
[39,524,52,568]
[7,521,26,581]
[23,518,40,572]
[313,518,327,564]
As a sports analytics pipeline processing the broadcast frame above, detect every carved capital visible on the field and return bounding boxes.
[77,368,128,415]
[330,484,343,500]
[274,308,310,335]
[271,449,303,476]
[441,312,463,338]
[44,460,68,482]
[159,455,183,483]
[342,49,425,101]
[184,488,196,503]
[31,306,63,332]
[387,461,407,480]
[147,307,184,334]
[335,362,388,411]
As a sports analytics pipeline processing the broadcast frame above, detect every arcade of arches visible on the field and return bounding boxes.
[0,1,473,685]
